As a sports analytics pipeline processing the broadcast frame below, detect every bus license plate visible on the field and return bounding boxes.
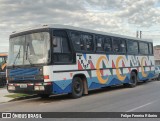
[20,84,27,88]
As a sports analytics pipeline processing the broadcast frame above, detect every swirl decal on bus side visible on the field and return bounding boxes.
[141,57,148,77]
[96,56,109,84]
[116,56,126,81]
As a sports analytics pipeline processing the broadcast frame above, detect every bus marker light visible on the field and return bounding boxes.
[44,75,49,79]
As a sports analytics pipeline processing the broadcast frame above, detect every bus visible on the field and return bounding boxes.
[0,53,7,86]
[7,25,155,98]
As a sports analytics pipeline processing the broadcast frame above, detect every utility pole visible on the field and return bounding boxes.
[136,31,139,38]
[140,31,142,39]
[136,31,142,39]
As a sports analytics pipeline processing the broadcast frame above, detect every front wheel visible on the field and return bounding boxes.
[70,77,84,99]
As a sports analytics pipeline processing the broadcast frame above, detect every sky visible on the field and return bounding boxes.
[0,0,160,52]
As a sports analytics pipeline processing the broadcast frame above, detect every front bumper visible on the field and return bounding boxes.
[7,82,53,94]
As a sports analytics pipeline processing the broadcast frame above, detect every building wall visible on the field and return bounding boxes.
[154,45,160,65]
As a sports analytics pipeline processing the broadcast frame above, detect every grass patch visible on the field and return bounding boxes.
[5,93,31,98]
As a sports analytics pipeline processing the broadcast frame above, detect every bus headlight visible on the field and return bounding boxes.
[8,85,15,90]
[34,86,39,91]
[39,86,45,90]
[34,86,45,91]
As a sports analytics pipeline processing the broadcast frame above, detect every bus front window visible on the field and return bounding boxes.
[8,32,50,66]
[8,36,25,66]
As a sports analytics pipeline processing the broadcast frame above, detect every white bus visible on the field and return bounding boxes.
[7,25,155,98]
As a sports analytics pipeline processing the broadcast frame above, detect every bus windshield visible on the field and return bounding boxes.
[8,32,50,66]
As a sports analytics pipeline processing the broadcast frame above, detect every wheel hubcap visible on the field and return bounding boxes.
[74,81,81,93]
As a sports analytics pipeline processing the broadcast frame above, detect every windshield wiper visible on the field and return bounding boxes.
[26,43,33,66]
[12,45,22,66]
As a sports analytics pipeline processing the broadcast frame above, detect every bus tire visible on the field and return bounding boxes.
[129,72,137,88]
[71,77,84,99]
[38,94,50,98]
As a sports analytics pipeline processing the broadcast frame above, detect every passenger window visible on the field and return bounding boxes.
[113,38,119,52]
[139,42,149,54]
[53,36,70,53]
[120,39,126,53]
[70,32,85,51]
[149,43,153,55]
[53,37,62,53]
[127,40,138,54]
[95,36,104,52]
[82,34,93,51]
[70,31,93,52]
[53,30,72,63]
[104,37,112,52]
[113,38,126,53]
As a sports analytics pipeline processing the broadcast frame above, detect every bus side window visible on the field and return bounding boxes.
[119,39,126,53]
[113,38,126,53]
[52,36,62,53]
[70,32,85,51]
[95,36,104,52]
[52,30,72,63]
[104,37,112,52]
[149,43,153,55]
[139,42,149,55]
[81,34,93,51]
[70,32,93,52]
[127,40,138,54]
[113,38,119,53]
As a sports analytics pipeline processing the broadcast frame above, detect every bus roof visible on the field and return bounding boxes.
[11,24,153,43]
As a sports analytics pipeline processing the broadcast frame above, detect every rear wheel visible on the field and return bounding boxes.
[129,72,137,88]
[71,77,84,99]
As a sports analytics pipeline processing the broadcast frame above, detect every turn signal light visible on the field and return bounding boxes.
[44,75,49,79]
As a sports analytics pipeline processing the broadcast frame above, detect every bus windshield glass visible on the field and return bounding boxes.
[8,32,50,66]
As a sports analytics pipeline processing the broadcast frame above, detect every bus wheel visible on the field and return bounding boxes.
[71,77,84,99]
[129,72,137,88]
[38,94,50,98]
